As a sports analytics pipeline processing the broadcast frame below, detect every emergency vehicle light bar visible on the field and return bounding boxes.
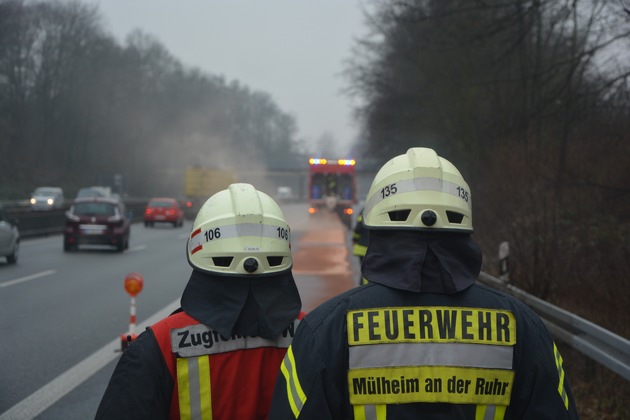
[309,158,327,165]
[309,158,356,166]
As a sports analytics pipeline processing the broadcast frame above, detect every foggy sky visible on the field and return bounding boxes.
[84,0,369,156]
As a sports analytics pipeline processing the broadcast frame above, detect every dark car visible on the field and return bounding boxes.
[144,197,184,227]
[0,204,19,263]
[64,197,130,252]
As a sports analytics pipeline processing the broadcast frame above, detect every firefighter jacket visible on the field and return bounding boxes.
[96,309,303,420]
[269,231,579,419]
[97,267,304,420]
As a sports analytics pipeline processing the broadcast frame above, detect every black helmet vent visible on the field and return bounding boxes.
[446,211,464,224]
[388,209,411,222]
[267,256,284,267]
[212,257,233,267]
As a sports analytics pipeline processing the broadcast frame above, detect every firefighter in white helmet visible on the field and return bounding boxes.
[97,183,303,419]
[270,148,579,419]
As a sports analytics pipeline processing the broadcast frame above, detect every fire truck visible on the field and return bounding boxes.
[307,158,357,228]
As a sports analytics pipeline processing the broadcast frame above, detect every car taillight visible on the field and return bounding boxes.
[166,209,175,215]
[344,208,354,215]
[308,207,317,214]
[186,201,193,208]
[145,208,152,215]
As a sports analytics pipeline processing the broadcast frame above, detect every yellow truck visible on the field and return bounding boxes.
[183,166,236,219]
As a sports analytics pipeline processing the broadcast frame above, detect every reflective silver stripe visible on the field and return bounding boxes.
[282,351,305,414]
[172,320,299,357]
[188,223,289,254]
[364,405,377,420]
[364,405,376,420]
[483,405,496,420]
[349,342,513,370]
[187,357,202,420]
[354,404,386,420]
[364,177,471,219]
[476,404,506,420]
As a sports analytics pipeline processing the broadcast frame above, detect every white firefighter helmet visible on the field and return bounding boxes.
[363,147,473,232]
[187,183,292,275]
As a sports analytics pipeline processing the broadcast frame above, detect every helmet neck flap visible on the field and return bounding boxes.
[181,269,301,339]
[361,230,482,293]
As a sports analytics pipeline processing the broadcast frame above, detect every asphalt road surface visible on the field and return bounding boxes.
[0,203,359,420]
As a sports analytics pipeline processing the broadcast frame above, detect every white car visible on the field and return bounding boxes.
[30,186,65,211]
[276,186,294,201]
[0,204,19,264]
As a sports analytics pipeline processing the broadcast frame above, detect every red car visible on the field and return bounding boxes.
[144,198,184,227]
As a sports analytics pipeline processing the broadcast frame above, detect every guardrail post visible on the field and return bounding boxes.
[499,241,510,282]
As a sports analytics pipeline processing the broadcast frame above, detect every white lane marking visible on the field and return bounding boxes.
[0,298,181,420]
[0,270,56,288]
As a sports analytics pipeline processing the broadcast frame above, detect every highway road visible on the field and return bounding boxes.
[0,203,359,419]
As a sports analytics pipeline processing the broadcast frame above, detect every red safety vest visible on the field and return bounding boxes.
[151,311,303,420]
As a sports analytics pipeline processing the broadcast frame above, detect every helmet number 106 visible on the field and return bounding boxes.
[380,183,398,199]
[205,228,221,241]
[277,227,289,240]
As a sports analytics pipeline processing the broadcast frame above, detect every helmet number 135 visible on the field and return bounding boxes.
[381,183,398,199]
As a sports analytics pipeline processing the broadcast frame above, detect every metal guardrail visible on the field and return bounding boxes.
[477,272,630,382]
[2,199,148,238]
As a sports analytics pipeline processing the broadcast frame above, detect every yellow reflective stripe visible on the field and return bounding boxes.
[553,343,569,409]
[353,244,367,256]
[353,404,387,420]
[475,405,486,420]
[475,404,506,420]
[280,346,307,418]
[177,357,213,420]
[198,356,212,419]
[177,358,192,420]
[353,405,366,420]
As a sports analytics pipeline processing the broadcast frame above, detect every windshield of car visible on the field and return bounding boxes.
[34,188,59,195]
[77,188,103,198]
[73,203,117,217]
[148,201,176,207]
